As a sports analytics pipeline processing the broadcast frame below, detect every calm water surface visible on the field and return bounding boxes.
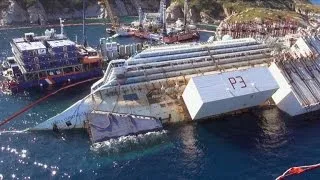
[0,25,320,180]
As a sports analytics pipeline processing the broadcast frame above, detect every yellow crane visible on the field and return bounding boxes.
[98,0,120,33]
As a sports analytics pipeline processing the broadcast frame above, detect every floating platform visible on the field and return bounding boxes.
[183,67,279,120]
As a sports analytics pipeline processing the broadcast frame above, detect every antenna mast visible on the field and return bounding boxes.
[59,18,64,36]
[183,0,189,30]
[83,0,88,47]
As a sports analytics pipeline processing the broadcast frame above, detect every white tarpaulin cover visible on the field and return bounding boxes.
[88,112,163,143]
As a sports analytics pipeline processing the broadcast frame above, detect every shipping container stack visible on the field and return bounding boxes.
[12,38,49,72]
[46,40,79,69]
[11,37,79,73]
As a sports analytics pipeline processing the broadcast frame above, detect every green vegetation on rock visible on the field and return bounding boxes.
[296,3,320,14]
[172,0,315,24]
[228,8,303,23]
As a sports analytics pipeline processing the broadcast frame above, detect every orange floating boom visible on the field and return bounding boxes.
[276,163,320,180]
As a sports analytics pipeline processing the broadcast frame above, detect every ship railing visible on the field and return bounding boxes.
[136,41,259,59]
[125,51,270,77]
[137,42,266,58]
[136,47,270,70]
[92,60,127,91]
[144,38,257,51]
[142,40,258,55]
[128,44,269,66]
[129,43,267,65]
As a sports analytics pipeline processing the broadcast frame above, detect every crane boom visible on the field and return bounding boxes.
[99,0,119,29]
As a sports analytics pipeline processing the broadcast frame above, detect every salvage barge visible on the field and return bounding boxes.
[31,38,280,142]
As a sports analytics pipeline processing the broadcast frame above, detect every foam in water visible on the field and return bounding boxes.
[91,130,169,154]
[0,129,29,135]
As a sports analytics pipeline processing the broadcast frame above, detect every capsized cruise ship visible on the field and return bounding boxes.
[32,38,280,142]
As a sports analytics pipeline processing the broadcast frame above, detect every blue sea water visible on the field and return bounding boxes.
[312,0,320,4]
[0,25,320,180]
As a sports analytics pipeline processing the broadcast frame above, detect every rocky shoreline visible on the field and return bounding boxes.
[1,0,320,29]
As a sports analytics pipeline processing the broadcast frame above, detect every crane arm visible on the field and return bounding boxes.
[98,0,120,28]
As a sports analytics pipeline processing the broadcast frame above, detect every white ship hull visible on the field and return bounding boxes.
[31,95,95,130]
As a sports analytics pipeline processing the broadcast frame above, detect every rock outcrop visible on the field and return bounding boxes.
[1,0,28,25]
[0,0,161,26]
[27,1,47,25]
[166,1,183,22]
[0,0,317,26]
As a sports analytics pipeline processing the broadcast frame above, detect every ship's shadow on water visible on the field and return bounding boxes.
[196,107,320,151]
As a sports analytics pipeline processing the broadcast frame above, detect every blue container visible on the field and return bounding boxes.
[67,51,77,58]
[68,45,76,51]
[69,58,79,65]
[22,56,33,63]
[40,62,49,69]
[21,50,33,57]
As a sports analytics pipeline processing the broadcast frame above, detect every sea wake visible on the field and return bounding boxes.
[90,130,169,154]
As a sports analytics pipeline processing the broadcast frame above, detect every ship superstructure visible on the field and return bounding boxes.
[32,38,278,142]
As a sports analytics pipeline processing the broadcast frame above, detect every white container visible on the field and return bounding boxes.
[183,66,279,120]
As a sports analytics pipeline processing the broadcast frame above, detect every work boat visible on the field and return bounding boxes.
[0,19,103,93]
[33,38,279,142]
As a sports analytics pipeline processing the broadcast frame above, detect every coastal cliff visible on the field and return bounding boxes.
[0,0,160,26]
[1,0,320,26]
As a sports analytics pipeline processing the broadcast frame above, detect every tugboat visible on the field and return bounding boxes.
[0,19,103,94]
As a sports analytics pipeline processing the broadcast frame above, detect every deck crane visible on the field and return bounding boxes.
[98,0,120,34]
